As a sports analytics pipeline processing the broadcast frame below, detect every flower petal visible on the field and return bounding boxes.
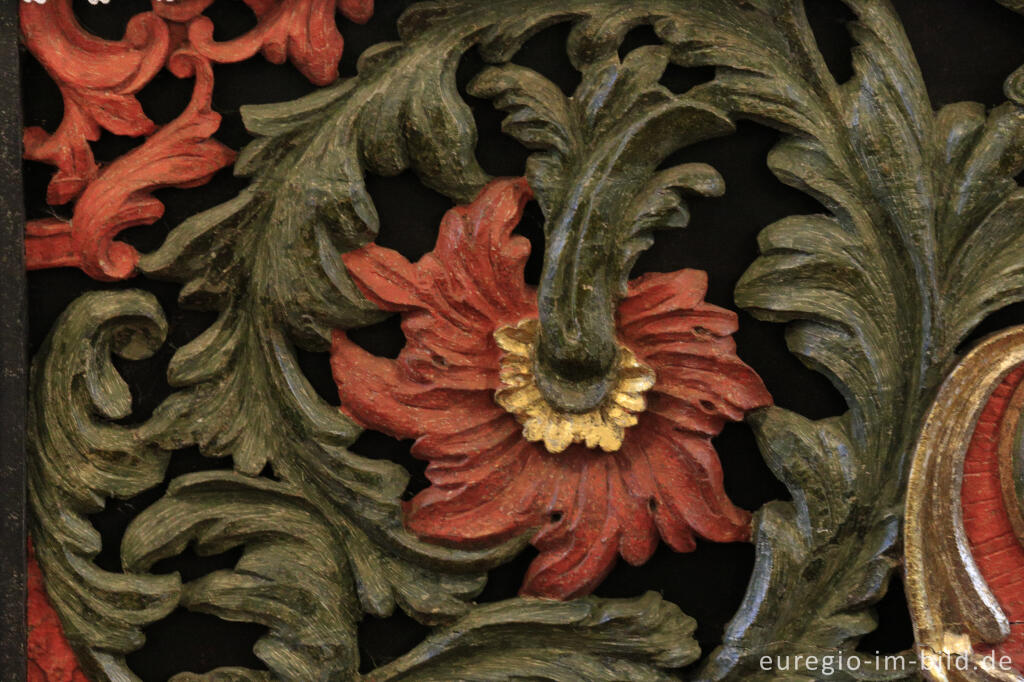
[405,442,550,546]
[653,361,771,417]
[333,178,541,441]
[619,270,710,325]
[412,414,522,461]
[342,176,536,324]
[607,455,660,566]
[619,269,772,424]
[635,414,752,544]
[330,332,507,440]
[646,392,727,436]
[522,456,623,600]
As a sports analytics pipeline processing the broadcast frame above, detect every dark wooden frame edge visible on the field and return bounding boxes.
[1,1,27,680]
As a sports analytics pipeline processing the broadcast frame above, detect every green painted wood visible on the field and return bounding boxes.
[25,1,1024,680]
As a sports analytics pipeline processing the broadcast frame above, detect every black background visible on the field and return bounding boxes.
[18,0,1024,678]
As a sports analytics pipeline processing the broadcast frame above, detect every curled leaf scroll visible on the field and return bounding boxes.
[22,1,1024,680]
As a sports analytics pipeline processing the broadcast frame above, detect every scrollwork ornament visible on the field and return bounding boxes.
[22,0,1024,680]
[28,290,179,680]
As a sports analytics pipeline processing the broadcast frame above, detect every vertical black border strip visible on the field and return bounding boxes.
[0,0,26,679]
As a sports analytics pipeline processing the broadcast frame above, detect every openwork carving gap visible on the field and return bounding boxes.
[20,0,1024,680]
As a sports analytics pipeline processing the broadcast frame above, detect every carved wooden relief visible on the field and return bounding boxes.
[331,176,771,600]
[15,1,1024,680]
[906,328,1024,680]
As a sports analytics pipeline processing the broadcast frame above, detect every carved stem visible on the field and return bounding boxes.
[536,200,620,412]
[532,98,732,412]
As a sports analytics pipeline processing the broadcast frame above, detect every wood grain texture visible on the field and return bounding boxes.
[330,177,771,600]
[20,0,373,279]
[0,0,26,677]
[20,0,1024,679]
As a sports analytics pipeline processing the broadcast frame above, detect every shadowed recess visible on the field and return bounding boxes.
[202,0,260,42]
[295,347,343,406]
[358,612,432,674]
[659,62,716,95]
[595,541,756,652]
[209,59,319,151]
[345,314,406,360]
[892,0,1024,107]
[619,25,716,93]
[348,430,429,500]
[338,0,405,79]
[23,160,69,220]
[365,170,452,263]
[855,574,916,654]
[475,546,541,604]
[89,130,142,165]
[136,69,195,127]
[514,200,546,286]
[958,300,1024,355]
[109,302,220,425]
[511,21,581,95]
[458,46,532,178]
[127,609,269,680]
[804,0,856,85]
[70,0,150,41]
[618,24,661,57]
[87,448,235,574]
[715,421,790,510]
[149,546,246,586]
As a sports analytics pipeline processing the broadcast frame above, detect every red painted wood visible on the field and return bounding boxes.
[27,542,87,682]
[21,0,373,280]
[26,52,235,281]
[20,0,170,207]
[331,177,773,600]
[962,365,1024,672]
[157,0,374,86]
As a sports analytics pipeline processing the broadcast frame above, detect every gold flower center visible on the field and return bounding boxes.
[493,319,656,453]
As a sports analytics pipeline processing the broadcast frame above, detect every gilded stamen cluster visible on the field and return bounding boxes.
[493,318,656,453]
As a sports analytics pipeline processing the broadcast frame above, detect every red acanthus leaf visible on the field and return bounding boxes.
[27,540,89,682]
[20,0,170,205]
[150,0,214,24]
[182,0,374,86]
[25,0,374,280]
[332,177,773,600]
[26,52,236,281]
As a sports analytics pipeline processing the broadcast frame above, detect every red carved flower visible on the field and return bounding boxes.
[331,178,772,599]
